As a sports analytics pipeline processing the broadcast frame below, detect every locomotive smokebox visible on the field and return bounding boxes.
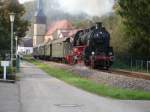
[95,22,102,29]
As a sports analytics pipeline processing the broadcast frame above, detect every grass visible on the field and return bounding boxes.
[28,58,150,100]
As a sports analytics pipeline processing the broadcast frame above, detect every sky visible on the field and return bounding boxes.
[19,0,33,3]
[57,0,114,16]
[19,0,114,17]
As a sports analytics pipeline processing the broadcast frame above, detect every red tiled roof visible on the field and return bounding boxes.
[68,29,81,37]
[46,20,73,36]
[61,32,70,37]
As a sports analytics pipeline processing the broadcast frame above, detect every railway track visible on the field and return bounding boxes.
[108,69,150,80]
[93,67,150,80]
[42,60,150,80]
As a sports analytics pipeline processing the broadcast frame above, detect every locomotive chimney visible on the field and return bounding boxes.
[95,22,102,29]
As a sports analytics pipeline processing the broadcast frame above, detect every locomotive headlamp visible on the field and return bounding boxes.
[74,48,78,52]
[92,52,95,55]
[109,52,113,56]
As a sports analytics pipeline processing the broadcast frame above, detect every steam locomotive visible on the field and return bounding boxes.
[33,22,114,69]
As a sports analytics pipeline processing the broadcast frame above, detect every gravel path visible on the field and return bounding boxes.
[44,61,150,92]
[0,82,20,112]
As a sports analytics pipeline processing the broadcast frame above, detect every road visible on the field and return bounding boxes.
[19,61,150,112]
[0,82,20,112]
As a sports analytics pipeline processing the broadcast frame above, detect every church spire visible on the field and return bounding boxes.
[33,0,46,46]
[34,0,46,24]
[37,0,43,10]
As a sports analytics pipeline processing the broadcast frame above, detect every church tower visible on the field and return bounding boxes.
[33,0,46,47]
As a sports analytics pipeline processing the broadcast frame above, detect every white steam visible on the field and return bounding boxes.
[57,0,114,16]
[19,0,34,3]
[21,0,115,17]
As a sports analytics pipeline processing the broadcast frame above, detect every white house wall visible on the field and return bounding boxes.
[18,46,33,55]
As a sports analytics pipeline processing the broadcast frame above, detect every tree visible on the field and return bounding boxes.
[0,0,30,51]
[117,0,150,58]
[102,14,129,55]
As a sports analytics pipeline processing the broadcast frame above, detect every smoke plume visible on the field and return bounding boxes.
[57,0,114,16]
[22,0,114,17]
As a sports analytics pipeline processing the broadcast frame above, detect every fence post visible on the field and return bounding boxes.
[141,60,143,72]
[147,61,149,73]
[135,60,138,71]
[130,57,133,71]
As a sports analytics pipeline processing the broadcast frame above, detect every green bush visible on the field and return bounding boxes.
[13,59,16,67]
[0,66,16,80]
[112,59,130,69]
[0,67,2,74]
[0,66,15,74]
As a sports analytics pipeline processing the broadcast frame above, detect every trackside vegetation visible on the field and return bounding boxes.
[28,59,150,100]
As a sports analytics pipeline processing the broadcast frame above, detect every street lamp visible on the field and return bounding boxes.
[15,36,18,59]
[15,35,20,72]
[9,13,15,67]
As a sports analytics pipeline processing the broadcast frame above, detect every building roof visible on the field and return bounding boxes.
[34,0,46,24]
[60,32,70,37]
[34,10,46,24]
[46,20,73,36]
[68,29,80,37]
[19,38,33,47]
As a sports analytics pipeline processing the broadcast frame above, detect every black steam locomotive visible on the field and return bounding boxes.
[72,22,114,68]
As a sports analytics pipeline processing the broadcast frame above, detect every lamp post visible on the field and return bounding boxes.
[15,36,18,59]
[15,36,20,72]
[9,13,15,67]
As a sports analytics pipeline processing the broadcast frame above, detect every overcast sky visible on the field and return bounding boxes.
[58,0,114,16]
[19,0,114,17]
[19,0,33,3]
